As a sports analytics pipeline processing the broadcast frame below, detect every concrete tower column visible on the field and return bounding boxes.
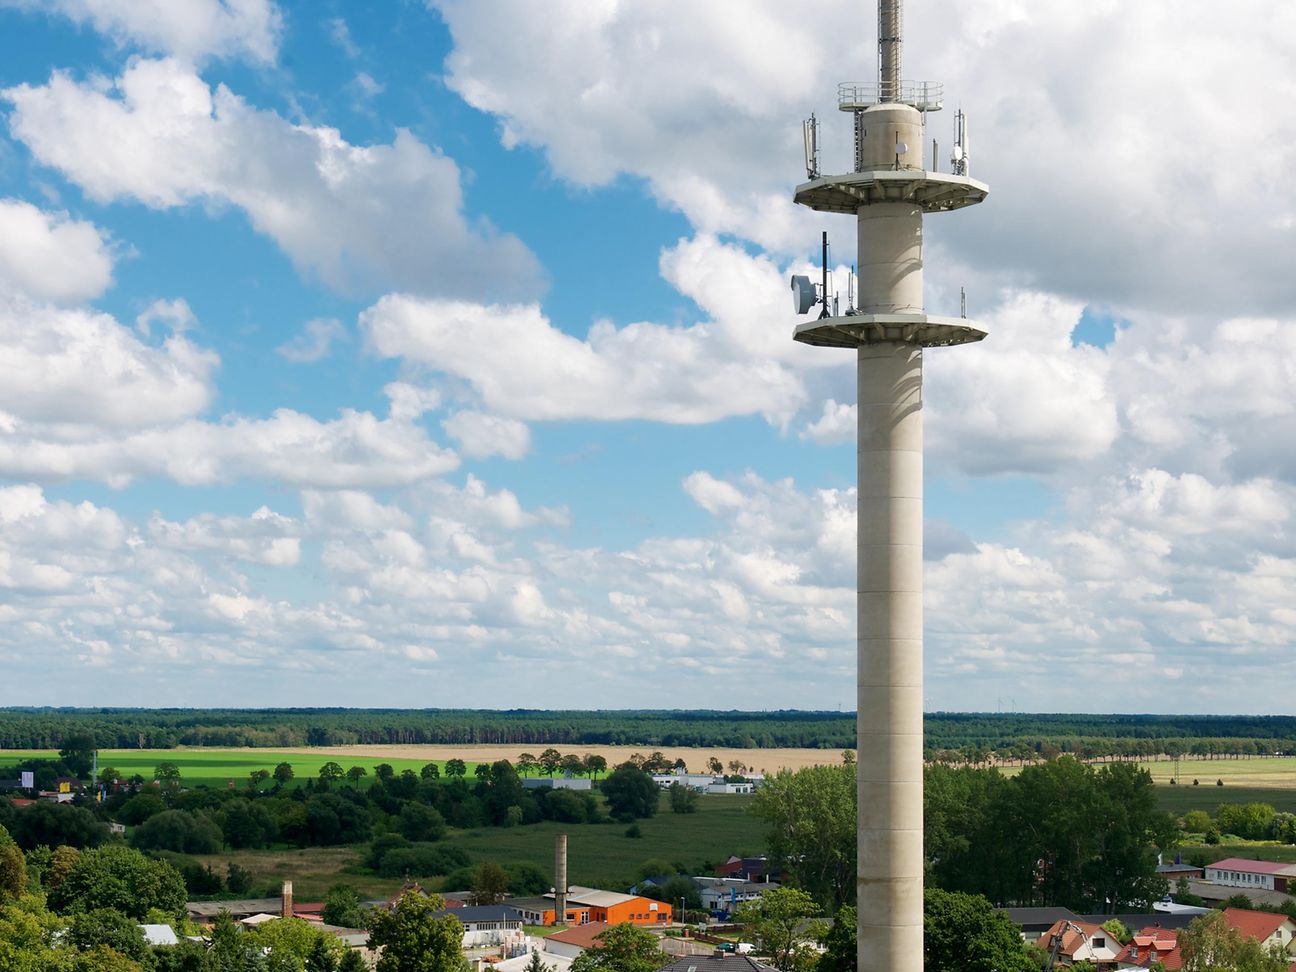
[856,342,924,970]
[790,16,987,972]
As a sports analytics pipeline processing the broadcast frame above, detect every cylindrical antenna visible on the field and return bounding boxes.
[820,231,830,319]
[878,0,902,103]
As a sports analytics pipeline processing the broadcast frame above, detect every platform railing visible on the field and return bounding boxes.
[838,80,943,111]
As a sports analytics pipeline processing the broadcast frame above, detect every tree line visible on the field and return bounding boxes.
[0,707,853,750]
[6,709,1296,760]
[751,755,1174,915]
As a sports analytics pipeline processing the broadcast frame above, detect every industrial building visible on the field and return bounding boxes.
[506,886,672,927]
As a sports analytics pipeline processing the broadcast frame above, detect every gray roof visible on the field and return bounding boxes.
[187,898,282,918]
[434,905,524,923]
[1079,913,1198,932]
[505,896,553,913]
[660,956,775,972]
[138,924,179,946]
[1000,907,1081,929]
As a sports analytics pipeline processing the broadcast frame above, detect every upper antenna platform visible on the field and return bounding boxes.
[838,81,943,113]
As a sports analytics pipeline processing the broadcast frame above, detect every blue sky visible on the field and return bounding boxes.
[0,0,1293,713]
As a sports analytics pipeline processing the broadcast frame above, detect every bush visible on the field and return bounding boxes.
[219,798,277,849]
[398,803,447,843]
[377,843,470,879]
[130,810,223,855]
[10,802,109,850]
[543,789,592,824]
[117,793,166,827]
[226,862,253,895]
[625,824,642,838]
[150,851,224,896]
[668,782,699,814]
[323,883,369,930]
[366,832,411,870]
[505,862,550,895]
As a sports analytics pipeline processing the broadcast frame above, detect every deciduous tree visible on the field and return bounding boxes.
[367,890,465,972]
[667,782,698,814]
[471,863,509,905]
[323,884,368,930]
[68,908,150,963]
[1180,910,1289,972]
[583,755,607,781]
[923,888,1036,972]
[538,749,563,778]
[602,767,659,821]
[49,846,186,920]
[750,763,855,910]
[569,921,669,972]
[734,887,821,972]
[58,734,96,779]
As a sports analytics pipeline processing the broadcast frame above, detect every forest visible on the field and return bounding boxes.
[0,708,854,750]
[4,708,1296,757]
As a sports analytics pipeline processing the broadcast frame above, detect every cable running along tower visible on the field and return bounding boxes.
[790,1,987,969]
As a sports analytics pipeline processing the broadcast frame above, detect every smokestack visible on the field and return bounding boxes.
[554,834,568,924]
[281,880,293,919]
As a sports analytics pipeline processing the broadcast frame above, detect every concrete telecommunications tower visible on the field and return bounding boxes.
[790,0,987,968]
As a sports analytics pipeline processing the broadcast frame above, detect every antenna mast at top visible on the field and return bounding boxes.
[878,0,902,103]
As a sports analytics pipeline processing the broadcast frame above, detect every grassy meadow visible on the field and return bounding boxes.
[190,793,763,901]
[0,747,766,899]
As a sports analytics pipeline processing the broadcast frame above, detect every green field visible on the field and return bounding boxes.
[0,749,479,788]
[189,794,764,900]
[1157,784,1296,816]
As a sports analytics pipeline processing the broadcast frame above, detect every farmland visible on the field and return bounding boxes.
[0,748,460,788]
[190,793,764,900]
[0,744,844,787]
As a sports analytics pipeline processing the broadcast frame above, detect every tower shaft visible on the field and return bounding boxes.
[857,342,924,970]
[878,0,902,103]
[793,89,987,969]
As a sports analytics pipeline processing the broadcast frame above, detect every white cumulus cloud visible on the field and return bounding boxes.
[0,198,115,302]
[0,0,283,64]
[3,57,542,299]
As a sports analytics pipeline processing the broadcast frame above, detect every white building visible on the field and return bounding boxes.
[651,772,717,791]
[1204,858,1296,892]
[522,776,592,791]
[700,882,779,914]
[434,905,526,948]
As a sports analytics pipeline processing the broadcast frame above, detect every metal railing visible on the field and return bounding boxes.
[838,80,944,111]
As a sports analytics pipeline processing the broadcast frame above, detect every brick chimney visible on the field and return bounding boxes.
[281,880,293,919]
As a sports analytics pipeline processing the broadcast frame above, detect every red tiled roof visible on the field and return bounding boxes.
[1037,920,1111,958]
[1208,858,1291,874]
[1223,908,1290,942]
[1116,927,1181,970]
[546,922,610,950]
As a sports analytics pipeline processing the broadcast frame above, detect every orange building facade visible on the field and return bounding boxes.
[510,887,672,927]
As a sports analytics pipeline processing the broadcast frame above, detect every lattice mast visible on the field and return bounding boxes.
[789,2,988,969]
